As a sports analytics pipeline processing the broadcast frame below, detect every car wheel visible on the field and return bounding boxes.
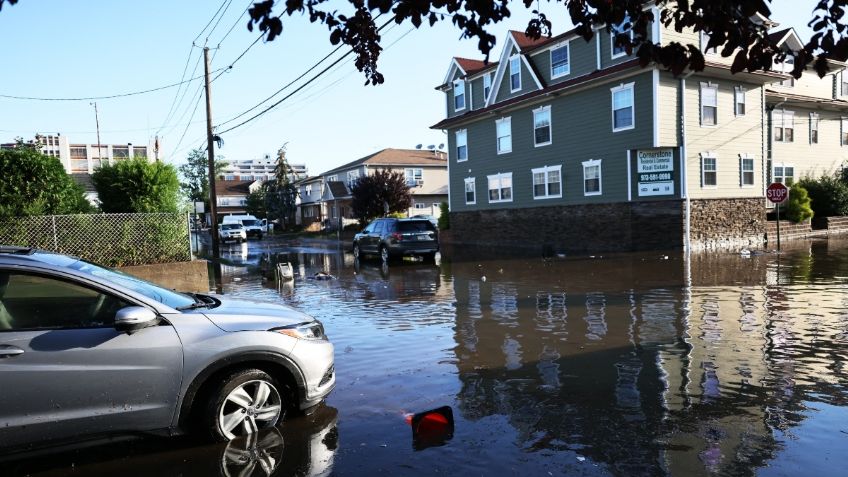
[203,369,286,442]
[422,252,436,263]
[353,243,360,259]
[380,245,390,264]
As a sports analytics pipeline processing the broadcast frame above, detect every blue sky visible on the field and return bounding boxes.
[0,0,818,175]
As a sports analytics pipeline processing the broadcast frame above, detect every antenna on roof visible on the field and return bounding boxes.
[438,144,445,150]
[415,144,423,150]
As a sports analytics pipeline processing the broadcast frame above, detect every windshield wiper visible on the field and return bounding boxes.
[176,293,214,311]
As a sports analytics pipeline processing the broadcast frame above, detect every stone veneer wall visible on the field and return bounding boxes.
[689,198,766,250]
[449,201,685,255]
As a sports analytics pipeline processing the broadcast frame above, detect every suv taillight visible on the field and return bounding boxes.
[391,232,403,242]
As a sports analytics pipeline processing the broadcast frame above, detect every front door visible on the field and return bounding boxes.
[0,270,183,448]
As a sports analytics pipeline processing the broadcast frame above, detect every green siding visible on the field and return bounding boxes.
[495,47,539,103]
[470,76,485,110]
[531,37,598,86]
[446,68,466,118]
[448,71,655,212]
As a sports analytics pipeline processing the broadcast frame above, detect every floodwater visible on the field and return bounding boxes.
[3,237,848,476]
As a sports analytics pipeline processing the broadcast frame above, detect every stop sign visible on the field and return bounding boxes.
[767,182,789,204]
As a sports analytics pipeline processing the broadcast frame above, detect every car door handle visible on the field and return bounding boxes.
[0,345,24,358]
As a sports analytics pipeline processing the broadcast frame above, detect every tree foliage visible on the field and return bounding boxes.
[92,157,181,213]
[244,188,268,218]
[178,148,228,206]
[438,201,450,229]
[798,174,848,217]
[0,145,92,217]
[785,183,814,223]
[263,147,299,229]
[239,0,848,85]
[350,169,412,224]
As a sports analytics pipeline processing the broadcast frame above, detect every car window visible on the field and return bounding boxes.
[398,221,436,232]
[221,224,240,230]
[363,222,375,233]
[374,221,384,234]
[0,272,130,331]
[241,220,258,226]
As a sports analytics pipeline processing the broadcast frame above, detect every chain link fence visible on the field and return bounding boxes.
[0,213,191,267]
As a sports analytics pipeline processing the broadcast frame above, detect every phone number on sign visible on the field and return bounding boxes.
[639,172,672,182]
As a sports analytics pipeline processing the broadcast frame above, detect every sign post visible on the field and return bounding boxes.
[767,182,789,252]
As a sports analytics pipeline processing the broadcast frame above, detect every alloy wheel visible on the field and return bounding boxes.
[218,380,283,440]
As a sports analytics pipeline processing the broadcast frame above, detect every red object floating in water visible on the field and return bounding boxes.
[406,406,454,451]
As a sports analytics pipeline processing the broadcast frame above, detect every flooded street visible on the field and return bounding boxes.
[4,237,848,476]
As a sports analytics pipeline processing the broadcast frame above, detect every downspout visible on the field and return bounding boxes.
[680,72,693,252]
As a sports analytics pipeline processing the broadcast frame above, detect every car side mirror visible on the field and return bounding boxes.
[115,306,159,334]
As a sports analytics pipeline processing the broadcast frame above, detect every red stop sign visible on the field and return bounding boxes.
[767,182,789,204]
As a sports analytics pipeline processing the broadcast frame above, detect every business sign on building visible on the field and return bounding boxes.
[636,149,674,197]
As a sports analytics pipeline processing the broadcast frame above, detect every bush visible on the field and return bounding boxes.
[0,147,92,217]
[798,175,848,218]
[386,212,406,219]
[438,201,450,229]
[785,184,813,223]
[93,157,180,213]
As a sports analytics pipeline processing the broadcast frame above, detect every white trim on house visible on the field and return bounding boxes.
[453,79,466,112]
[496,116,512,154]
[652,69,660,147]
[652,6,662,43]
[482,72,493,103]
[739,153,755,187]
[772,162,795,184]
[531,164,562,200]
[486,35,520,107]
[550,41,571,79]
[700,152,717,188]
[611,82,635,132]
[455,129,468,162]
[734,85,746,116]
[810,112,819,144]
[464,177,476,205]
[700,82,718,127]
[442,58,467,87]
[595,29,602,69]
[610,16,633,59]
[533,105,552,147]
[521,54,544,90]
[509,55,522,93]
[773,109,795,143]
[487,172,513,203]
[581,159,603,196]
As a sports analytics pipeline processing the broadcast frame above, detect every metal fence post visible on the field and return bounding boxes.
[51,215,58,251]
[187,212,194,260]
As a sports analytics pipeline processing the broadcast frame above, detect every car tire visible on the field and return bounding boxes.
[422,252,436,263]
[202,368,286,442]
[353,243,361,259]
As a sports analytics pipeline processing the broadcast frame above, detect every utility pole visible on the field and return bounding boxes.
[204,46,221,259]
[91,102,102,161]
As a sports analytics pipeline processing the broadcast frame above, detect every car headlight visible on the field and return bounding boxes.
[271,321,327,340]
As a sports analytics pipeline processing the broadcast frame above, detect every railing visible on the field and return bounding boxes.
[0,213,191,267]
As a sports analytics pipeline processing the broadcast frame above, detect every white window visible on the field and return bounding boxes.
[305,184,312,196]
[328,175,337,182]
[487,173,513,203]
[773,110,794,142]
[224,175,236,180]
[456,129,468,162]
[414,203,428,209]
[611,83,634,132]
[810,113,819,144]
[405,168,423,186]
[347,170,360,187]
[740,155,755,186]
[701,31,717,54]
[533,106,552,146]
[582,159,602,196]
[842,117,848,145]
[532,165,562,199]
[550,43,570,78]
[701,83,718,126]
[453,80,465,111]
[841,73,848,96]
[611,17,633,59]
[701,154,717,187]
[496,117,512,154]
[734,86,746,116]
[464,177,476,204]
[509,56,521,92]
[483,72,492,100]
[773,165,795,184]
[779,56,795,87]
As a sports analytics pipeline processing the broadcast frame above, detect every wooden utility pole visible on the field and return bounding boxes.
[204,47,221,258]
[91,102,102,160]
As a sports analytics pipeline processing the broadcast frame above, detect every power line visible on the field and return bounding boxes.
[215,0,255,47]
[205,0,235,44]
[212,34,263,82]
[193,0,232,45]
[0,70,222,102]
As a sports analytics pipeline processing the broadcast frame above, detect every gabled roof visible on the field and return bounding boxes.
[455,57,487,75]
[324,181,350,200]
[215,180,254,196]
[510,30,552,50]
[321,148,447,177]
[769,27,804,52]
[485,31,545,107]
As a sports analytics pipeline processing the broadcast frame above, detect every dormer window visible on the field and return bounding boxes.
[453,80,466,111]
[779,54,795,87]
[611,16,633,59]
[551,43,570,78]
[701,31,718,55]
[483,72,492,100]
[509,56,521,92]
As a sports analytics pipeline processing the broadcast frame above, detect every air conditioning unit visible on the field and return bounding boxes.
[414,179,424,187]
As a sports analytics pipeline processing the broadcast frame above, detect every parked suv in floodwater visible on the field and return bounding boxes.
[0,246,335,450]
[219,223,247,243]
[352,218,439,263]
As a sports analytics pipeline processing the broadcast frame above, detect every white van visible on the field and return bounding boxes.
[222,214,265,239]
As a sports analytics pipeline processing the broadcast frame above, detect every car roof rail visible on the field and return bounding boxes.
[0,245,36,255]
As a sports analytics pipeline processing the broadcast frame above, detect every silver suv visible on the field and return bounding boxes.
[0,246,335,450]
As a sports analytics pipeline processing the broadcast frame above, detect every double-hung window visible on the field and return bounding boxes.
[611,83,634,132]
[532,165,562,199]
[842,74,848,97]
[779,56,795,87]
[701,31,718,54]
[701,83,718,126]
[734,86,746,116]
[533,106,552,146]
[487,173,513,203]
[453,80,465,111]
[305,184,312,197]
[509,56,521,92]
[551,43,570,78]
[740,155,755,187]
[496,117,512,154]
[405,168,423,187]
[483,73,492,100]
[611,16,632,58]
[701,153,717,187]
[582,159,602,196]
[842,117,848,145]
[456,129,468,162]
[810,113,819,144]
[464,177,476,204]
[347,170,360,187]
[773,110,794,142]
[774,165,795,184]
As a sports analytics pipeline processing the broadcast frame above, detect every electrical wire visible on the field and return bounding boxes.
[194,0,232,45]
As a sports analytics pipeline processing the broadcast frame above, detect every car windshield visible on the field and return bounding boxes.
[31,253,197,309]
[241,219,258,226]
[221,224,241,230]
[398,220,436,232]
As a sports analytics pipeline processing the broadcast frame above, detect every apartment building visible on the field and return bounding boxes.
[432,11,846,252]
[220,154,308,182]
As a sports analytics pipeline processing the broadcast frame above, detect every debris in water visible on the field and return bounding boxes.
[577,456,586,462]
